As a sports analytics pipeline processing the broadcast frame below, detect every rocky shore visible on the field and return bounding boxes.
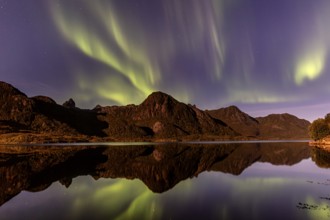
[309,137,330,150]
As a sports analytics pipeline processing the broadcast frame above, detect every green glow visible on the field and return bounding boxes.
[49,1,233,105]
[228,90,292,104]
[67,175,197,219]
[93,181,125,199]
[230,177,289,194]
[101,7,159,85]
[69,178,156,219]
[294,15,328,86]
[74,72,147,105]
[115,191,161,220]
[51,2,158,105]
[295,49,326,85]
[46,1,330,107]
[305,197,330,220]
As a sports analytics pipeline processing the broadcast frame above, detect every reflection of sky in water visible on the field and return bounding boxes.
[1,159,330,220]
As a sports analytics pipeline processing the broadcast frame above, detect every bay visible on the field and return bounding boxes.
[0,142,329,220]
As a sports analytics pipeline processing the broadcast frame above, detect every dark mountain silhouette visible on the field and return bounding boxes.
[0,81,310,143]
[0,81,35,127]
[208,106,310,139]
[0,142,311,205]
[0,81,108,137]
[256,113,310,139]
[207,106,259,137]
[96,92,237,139]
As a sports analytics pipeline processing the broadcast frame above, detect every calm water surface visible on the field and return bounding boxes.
[0,142,330,220]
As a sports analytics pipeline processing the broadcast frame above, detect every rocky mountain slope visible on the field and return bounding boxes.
[96,91,237,139]
[0,81,310,143]
[256,113,310,139]
[207,106,259,137]
[209,106,310,139]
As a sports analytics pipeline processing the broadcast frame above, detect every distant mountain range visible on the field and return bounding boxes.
[0,81,310,143]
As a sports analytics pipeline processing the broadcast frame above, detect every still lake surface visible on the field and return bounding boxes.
[0,141,330,220]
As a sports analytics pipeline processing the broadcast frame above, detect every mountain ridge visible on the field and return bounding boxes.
[0,81,310,143]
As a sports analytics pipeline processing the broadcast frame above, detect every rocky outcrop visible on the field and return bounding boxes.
[0,82,35,127]
[62,98,76,108]
[0,82,108,138]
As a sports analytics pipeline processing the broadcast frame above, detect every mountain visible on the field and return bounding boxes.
[0,81,108,138]
[208,106,310,139]
[0,81,34,128]
[129,92,236,137]
[207,106,259,137]
[0,81,310,143]
[90,91,238,139]
[256,114,310,139]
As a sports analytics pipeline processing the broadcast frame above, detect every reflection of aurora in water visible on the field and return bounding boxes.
[2,163,330,220]
[1,143,330,219]
[71,178,162,220]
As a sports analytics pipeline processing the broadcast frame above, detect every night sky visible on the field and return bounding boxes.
[1,0,330,121]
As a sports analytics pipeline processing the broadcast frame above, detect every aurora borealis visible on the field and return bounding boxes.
[2,159,330,220]
[1,0,330,121]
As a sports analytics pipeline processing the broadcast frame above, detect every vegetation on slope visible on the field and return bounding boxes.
[309,114,330,141]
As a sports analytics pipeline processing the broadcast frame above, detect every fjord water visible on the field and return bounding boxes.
[1,142,330,220]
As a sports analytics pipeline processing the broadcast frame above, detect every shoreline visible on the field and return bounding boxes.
[0,132,311,145]
[309,140,330,152]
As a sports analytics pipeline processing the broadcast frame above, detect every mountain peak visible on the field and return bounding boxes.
[256,113,310,138]
[256,113,304,122]
[208,105,259,137]
[63,98,76,108]
[222,105,243,113]
[137,91,184,120]
[0,81,27,97]
[141,91,179,106]
[147,91,176,99]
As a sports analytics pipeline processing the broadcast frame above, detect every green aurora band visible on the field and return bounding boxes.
[49,1,330,110]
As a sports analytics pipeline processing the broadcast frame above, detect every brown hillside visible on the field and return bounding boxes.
[207,106,259,137]
[256,113,310,139]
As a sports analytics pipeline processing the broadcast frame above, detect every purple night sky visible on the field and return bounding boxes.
[1,0,330,121]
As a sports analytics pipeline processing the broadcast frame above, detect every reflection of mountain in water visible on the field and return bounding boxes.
[0,143,310,206]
